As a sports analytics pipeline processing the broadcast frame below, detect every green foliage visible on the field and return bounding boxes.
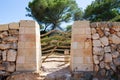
[65,25,72,32]
[84,0,120,22]
[26,0,83,31]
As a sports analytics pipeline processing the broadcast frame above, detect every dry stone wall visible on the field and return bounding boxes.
[71,21,120,79]
[0,20,41,76]
[91,22,120,77]
[0,23,19,75]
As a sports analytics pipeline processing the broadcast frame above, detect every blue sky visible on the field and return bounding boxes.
[0,0,94,24]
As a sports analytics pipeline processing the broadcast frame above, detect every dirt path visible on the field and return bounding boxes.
[40,53,71,80]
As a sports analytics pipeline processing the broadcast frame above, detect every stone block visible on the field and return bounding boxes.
[93,55,99,64]
[24,27,35,34]
[104,53,112,63]
[0,44,10,50]
[6,63,15,72]
[16,20,41,72]
[7,49,17,61]
[112,51,119,58]
[100,36,109,46]
[0,24,9,31]
[9,22,19,29]
[3,36,18,42]
[84,57,93,64]
[20,20,36,27]
[93,40,101,47]
[109,34,120,44]
[104,46,111,53]
[19,34,35,42]
[2,50,7,61]
[91,28,96,34]
[72,49,84,57]
[86,27,91,34]
[72,64,93,71]
[92,33,99,39]
[73,57,83,64]
[9,30,19,35]
[93,47,104,56]
[0,31,8,38]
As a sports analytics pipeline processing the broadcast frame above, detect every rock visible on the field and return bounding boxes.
[6,63,15,72]
[110,28,117,34]
[3,36,18,42]
[0,31,8,38]
[98,68,106,77]
[96,27,104,37]
[111,44,117,52]
[100,61,105,68]
[2,50,7,61]
[9,30,19,35]
[112,51,119,58]
[92,33,100,39]
[0,64,5,70]
[104,53,112,63]
[0,44,10,50]
[104,46,111,53]
[10,42,17,49]
[113,58,120,66]
[94,65,99,72]
[100,36,109,46]
[72,72,84,80]
[105,27,110,31]
[98,55,104,61]
[6,72,38,80]
[91,28,96,35]
[110,62,116,72]
[93,47,104,55]
[105,63,110,70]
[104,31,110,37]
[7,49,17,61]
[117,44,120,52]
[93,40,101,47]
[93,55,99,64]
[117,32,120,37]
[109,34,120,44]
[9,22,19,29]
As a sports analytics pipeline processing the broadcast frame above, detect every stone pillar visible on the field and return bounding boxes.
[16,20,41,72]
[70,21,93,71]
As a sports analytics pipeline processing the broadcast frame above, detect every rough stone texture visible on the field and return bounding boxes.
[2,50,7,61]
[93,55,99,64]
[92,33,99,39]
[112,51,119,58]
[0,24,9,31]
[91,22,120,79]
[3,36,18,42]
[6,63,15,72]
[0,31,8,38]
[16,20,41,72]
[9,22,19,29]
[93,40,101,47]
[71,21,93,71]
[7,49,17,61]
[109,34,120,44]
[0,44,10,50]
[104,53,112,63]
[100,36,109,46]
[104,46,111,53]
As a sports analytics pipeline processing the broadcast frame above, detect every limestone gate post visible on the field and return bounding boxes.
[71,21,93,71]
[16,20,41,72]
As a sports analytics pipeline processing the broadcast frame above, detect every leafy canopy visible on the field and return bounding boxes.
[26,0,83,31]
[84,0,120,22]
